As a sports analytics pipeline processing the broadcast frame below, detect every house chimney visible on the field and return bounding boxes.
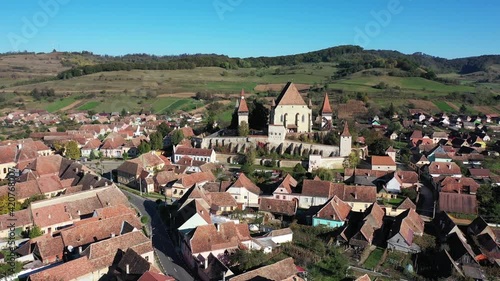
[90,185,93,190]
[126,264,130,274]
[77,210,81,216]
[204,258,208,269]
[78,246,82,253]
[216,223,220,232]
[111,233,115,238]
[48,214,51,219]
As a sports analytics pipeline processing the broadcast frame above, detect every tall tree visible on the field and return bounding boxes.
[156,122,172,138]
[171,130,185,146]
[150,132,163,150]
[138,141,151,154]
[65,140,81,160]
[249,99,269,129]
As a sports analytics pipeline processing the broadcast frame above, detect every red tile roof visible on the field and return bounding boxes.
[301,179,334,198]
[275,82,307,106]
[259,198,297,216]
[189,222,251,254]
[28,256,94,281]
[341,121,351,137]
[320,93,333,114]
[230,173,261,195]
[238,90,249,113]
[439,192,478,214]
[34,235,63,262]
[316,196,351,221]
[209,192,238,209]
[371,156,396,166]
[229,257,301,281]
[428,162,462,175]
[175,171,216,189]
[175,146,214,157]
[275,174,297,194]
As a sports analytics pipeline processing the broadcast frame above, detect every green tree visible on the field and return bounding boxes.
[459,104,468,114]
[323,131,339,145]
[343,151,360,169]
[89,149,97,160]
[244,148,256,166]
[21,194,47,209]
[309,247,348,281]
[238,121,249,136]
[138,141,151,154]
[156,122,172,138]
[249,99,269,129]
[292,163,307,180]
[401,188,418,202]
[414,233,436,252]
[388,121,403,133]
[313,168,334,181]
[171,130,185,146]
[29,225,43,238]
[65,140,81,160]
[150,132,163,150]
[120,108,128,116]
[122,151,129,160]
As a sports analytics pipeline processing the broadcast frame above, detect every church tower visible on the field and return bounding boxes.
[339,121,352,157]
[237,89,249,126]
[320,93,333,129]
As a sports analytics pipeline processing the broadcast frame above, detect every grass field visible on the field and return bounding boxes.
[45,97,77,112]
[433,101,455,113]
[78,101,100,110]
[364,248,385,270]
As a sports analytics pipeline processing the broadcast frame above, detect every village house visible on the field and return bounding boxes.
[171,171,216,199]
[225,173,261,209]
[312,195,351,228]
[386,208,424,253]
[371,156,397,171]
[339,203,385,249]
[116,152,166,190]
[228,257,303,281]
[173,145,216,163]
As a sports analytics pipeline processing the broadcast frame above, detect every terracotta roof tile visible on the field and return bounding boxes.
[439,192,478,214]
[238,90,249,113]
[316,196,351,221]
[275,174,297,194]
[189,222,251,254]
[230,173,261,195]
[275,82,307,106]
[175,146,214,157]
[259,198,297,216]
[209,192,238,209]
[34,235,63,262]
[28,256,94,281]
[371,156,396,166]
[138,271,176,281]
[229,257,301,281]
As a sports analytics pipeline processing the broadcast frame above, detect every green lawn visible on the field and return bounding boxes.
[364,248,385,270]
[151,97,179,113]
[45,97,77,112]
[433,101,455,112]
[78,101,100,110]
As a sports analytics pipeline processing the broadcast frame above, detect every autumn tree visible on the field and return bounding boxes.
[29,225,43,238]
[65,140,81,160]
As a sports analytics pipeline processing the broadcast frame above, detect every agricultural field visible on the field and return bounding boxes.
[433,101,455,113]
[78,101,100,111]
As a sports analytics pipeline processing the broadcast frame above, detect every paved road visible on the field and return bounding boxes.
[123,190,195,281]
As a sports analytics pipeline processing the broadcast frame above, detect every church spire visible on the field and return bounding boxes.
[320,93,333,114]
[341,121,351,137]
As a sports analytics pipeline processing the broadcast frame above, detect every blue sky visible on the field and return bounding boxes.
[1,0,499,58]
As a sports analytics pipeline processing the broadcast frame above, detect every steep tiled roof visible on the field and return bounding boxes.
[428,162,461,175]
[342,185,377,203]
[96,186,129,207]
[25,154,63,176]
[229,257,301,281]
[32,203,73,228]
[341,121,351,137]
[0,209,32,231]
[209,192,238,208]
[0,145,17,164]
[238,90,249,113]
[175,199,212,229]
[275,174,297,194]
[439,192,478,214]
[355,274,372,281]
[316,196,351,221]
[189,222,251,254]
[301,179,333,198]
[61,213,141,248]
[175,171,215,189]
[320,93,333,114]
[397,198,416,210]
[230,173,261,195]
[275,82,307,106]
[371,156,396,166]
[93,204,135,219]
[34,235,64,261]
[82,231,152,270]
[28,256,94,281]
[259,198,297,216]
[82,138,101,149]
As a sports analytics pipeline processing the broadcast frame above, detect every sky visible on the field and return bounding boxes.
[1,0,499,59]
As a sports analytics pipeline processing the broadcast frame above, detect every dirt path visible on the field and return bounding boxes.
[157,92,196,98]
[57,101,82,112]
[446,102,459,111]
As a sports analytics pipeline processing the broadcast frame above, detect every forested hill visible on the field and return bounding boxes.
[4,45,500,79]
